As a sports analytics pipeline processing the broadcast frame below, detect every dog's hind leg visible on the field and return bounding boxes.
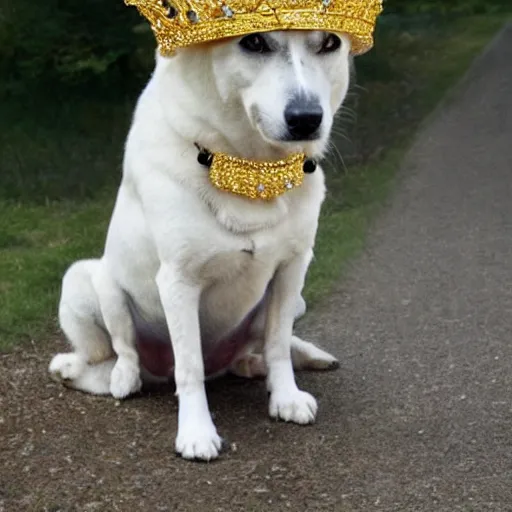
[290,336,339,371]
[50,259,142,398]
[230,351,267,379]
[92,262,142,399]
[231,293,337,378]
[50,355,116,395]
[49,260,114,395]
[230,336,338,379]
[231,291,336,378]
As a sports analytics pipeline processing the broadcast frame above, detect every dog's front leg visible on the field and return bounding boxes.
[156,263,222,461]
[265,249,318,424]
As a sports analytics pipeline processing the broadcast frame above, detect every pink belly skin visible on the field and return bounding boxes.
[135,303,261,379]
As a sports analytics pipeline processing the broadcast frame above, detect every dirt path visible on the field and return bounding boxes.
[2,24,512,512]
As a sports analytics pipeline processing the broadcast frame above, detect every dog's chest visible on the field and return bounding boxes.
[196,220,305,340]
[199,219,306,284]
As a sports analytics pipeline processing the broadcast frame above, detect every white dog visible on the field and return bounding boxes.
[49,30,352,461]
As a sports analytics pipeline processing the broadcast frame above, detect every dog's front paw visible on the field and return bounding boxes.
[49,353,86,382]
[109,358,142,399]
[269,389,318,425]
[175,423,223,462]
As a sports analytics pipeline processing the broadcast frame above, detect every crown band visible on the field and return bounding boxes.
[126,0,383,56]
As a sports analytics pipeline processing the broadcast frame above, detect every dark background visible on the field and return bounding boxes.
[1,0,509,95]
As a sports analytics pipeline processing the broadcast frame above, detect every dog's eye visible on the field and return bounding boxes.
[318,34,342,54]
[239,33,272,54]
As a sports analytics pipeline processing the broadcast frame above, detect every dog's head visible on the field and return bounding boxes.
[205,31,351,157]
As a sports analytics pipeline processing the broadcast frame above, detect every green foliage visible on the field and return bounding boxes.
[0,0,509,92]
[0,0,150,93]
[384,0,509,15]
[0,92,135,202]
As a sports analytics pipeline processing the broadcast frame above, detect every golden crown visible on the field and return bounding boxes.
[126,0,383,56]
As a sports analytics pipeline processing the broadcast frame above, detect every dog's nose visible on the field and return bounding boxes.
[284,97,323,140]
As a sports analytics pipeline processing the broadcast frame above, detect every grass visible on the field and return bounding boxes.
[0,14,509,351]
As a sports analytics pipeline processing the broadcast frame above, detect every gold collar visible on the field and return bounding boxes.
[196,145,317,201]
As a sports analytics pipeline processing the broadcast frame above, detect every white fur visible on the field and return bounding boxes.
[49,31,352,461]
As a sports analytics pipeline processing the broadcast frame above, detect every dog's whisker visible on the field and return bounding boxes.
[330,127,352,145]
[335,108,358,125]
[339,108,358,121]
[351,83,368,94]
[326,140,347,173]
